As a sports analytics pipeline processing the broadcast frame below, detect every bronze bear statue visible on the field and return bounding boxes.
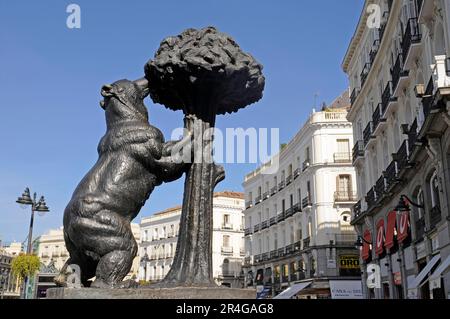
[56,78,191,288]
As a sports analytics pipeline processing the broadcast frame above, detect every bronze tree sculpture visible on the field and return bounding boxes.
[145,26,265,286]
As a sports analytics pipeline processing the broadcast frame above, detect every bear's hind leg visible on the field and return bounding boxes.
[91,250,136,288]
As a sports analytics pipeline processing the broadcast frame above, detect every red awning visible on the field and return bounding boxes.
[375,219,385,256]
[397,212,410,243]
[384,211,397,249]
[361,230,372,261]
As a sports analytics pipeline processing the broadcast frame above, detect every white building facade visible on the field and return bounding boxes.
[139,192,246,288]
[343,0,450,299]
[242,98,361,299]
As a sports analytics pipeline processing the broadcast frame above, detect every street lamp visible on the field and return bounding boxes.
[354,235,372,248]
[394,194,424,212]
[16,188,50,254]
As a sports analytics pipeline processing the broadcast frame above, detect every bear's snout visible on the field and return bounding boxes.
[101,84,113,98]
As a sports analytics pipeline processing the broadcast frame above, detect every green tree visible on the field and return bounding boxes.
[11,254,40,280]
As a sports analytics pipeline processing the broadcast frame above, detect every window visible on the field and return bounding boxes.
[337,175,352,196]
[337,139,350,154]
[223,214,230,225]
[170,225,174,237]
[274,232,278,250]
[223,235,230,248]
[430,172,441,208]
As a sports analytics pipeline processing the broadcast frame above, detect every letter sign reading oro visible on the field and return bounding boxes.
[366,264,381,289]
[66,4,81,29]
[366,4,381,29]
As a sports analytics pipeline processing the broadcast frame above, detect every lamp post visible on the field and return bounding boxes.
[15,187,49,299]
[16,187,50,254]
[394,194,424,212]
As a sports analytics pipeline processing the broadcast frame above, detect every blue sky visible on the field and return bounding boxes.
[0,0,363,244]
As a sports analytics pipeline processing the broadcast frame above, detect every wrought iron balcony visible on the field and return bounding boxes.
[285,243,294,255]
[381,82,395,116]
[384,160,399,190]
[415,217,425,240]
[360,62,372,88]
[422,77,434,119]
[363,122,374,147]
[245,201,252,209]
[271,186,278,196]
[334,191,357,202]
[350,87,360,105]
[294,241,301,251]
[379,11,390,40]
[261,220,269,230]
[277,211,286,223]
[262,191,269,201]
[293,202,301,213]
[408,118,419,154]
[302,196,312,209]
[269,216,277,226]
[353,200,362,218]
[395,140,410,173]
[303,237,310,249]
[278,181,285,191]
[262,252,270,261]
[352,140,365,163]
[285,207,294,218]
[255,195,262,205]
[294,168,300,179]
[375,175,386,201]
[253,224,261,233]
[244,228,252,236]
[366,187,377,210]
[402,18,421,63]
[277,248,285,258]
[391,53,408,93]
[372,103,386,133]
[430,206,442,229]
[286,174,293,185]
[254,254,262,263]
[270,250,278,259]
[334,152,351,163]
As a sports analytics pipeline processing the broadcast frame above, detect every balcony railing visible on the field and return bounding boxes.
[391,53,408,92]
[379,11,390,40]
[303,237,310,249]
[366,187,376,210]
[269,216,277,226]
[422,77,434,118]
[384,160,399,189]
[408,118,419,154]
[285,207,294,218]
[277,211,286,223]
[381,81,395,115]
[369,39,380,65]
[334,152,351,163]
[372,103,386,133]
[395,140,410,173]
[278,181,285,191]
[270,250,278,259]
[334,191,357,202]
[255,195,262,205]
[294,168,300,179]
[293,202,301,213]
[302,159,310,172]
[353,200,362,218]
[244,228,252,236]
[350,87,360,105]
[271,186,277,196]
[375,175,386,201]
[363,122,374,147]
[286,174,293,185]
[352,140,365,163]
[221,246,233,254]
[302,196,312,209]
[262,191,269,201]
[245,201,252,209]
[254,254,262,263]
[335,233,357,245]
[261,220,269,230]
[402,18,421,63]
[360,62,372,87]
[285,243,294,255]
[262,252,270,261]
[430,206,442,228]
[222,223,233,230]
[277,248,285,258]
[415,217,425,240]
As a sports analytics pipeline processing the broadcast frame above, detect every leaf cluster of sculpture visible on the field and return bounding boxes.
[56,26,265,289]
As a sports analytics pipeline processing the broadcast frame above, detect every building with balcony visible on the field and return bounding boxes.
[343,0,450,299]
[0,248,21,299]
[138,191,245,288]
[242,93,361,299]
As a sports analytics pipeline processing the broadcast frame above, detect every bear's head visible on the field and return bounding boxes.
[100,79,150,125]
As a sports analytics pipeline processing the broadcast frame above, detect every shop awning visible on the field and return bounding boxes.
[408,254,441,289]
[273,281,313,299]
[429,255,450,282]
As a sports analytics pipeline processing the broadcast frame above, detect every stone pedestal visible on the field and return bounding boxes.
[46,287,256,299]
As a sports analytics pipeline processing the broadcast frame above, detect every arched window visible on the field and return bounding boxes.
[430,172,441,209]
[413,187,425,219]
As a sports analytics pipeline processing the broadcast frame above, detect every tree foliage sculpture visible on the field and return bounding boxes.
[145,26,265,286]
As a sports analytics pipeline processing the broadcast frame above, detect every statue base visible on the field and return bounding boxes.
[46,287,256,299]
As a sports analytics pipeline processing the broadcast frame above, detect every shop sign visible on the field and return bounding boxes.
[339,255,360,269]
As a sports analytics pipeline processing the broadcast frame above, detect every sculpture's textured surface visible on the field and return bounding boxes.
[145,26,265,286]
[56,79,190,288]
